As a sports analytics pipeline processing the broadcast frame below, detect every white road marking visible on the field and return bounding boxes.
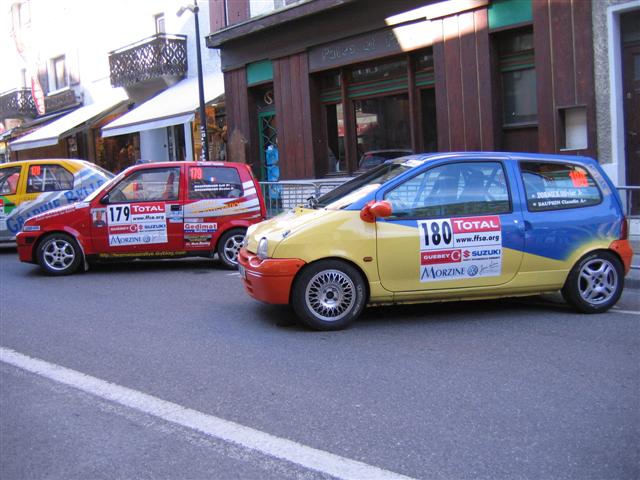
[0,347,414,480]
[611,309,640,315]
[226,272,240,276]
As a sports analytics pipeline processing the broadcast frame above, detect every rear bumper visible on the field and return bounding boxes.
[238,248,305,304]
[609,239,633,274]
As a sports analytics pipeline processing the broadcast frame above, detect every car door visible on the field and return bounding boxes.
[91,166,183,256]
[182,164,249,250]
[376,159,525,292]
[0,164,25,239]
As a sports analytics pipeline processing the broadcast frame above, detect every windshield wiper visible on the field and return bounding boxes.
[306,194,319,209]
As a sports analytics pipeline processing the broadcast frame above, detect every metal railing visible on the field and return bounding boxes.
[108,33,187,88]
[259,180,346,217]
[617,186,640,218]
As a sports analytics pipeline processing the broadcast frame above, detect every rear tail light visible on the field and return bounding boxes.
[620,216,629,240]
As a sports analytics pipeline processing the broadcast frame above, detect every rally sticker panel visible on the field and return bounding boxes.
[107,203,168,246]
[418,216,502,282]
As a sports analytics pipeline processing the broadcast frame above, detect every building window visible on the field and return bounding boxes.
[51,55,68,90]
[154,13,165,34]
[10,1,31,31]
[497,28,536,126]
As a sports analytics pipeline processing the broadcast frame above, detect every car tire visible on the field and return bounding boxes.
[291,260,367,331]
[217,228,245,269]
[36,233,83,276]
[561,251,624,313]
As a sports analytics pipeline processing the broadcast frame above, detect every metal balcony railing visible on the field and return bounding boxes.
[0,88,36,119]
[108,33,188,88]
[45,89,81,113]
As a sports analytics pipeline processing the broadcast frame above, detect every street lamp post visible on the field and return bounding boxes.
[178,0,209,161]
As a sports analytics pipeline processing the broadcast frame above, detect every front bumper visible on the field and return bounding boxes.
[238,247,306,304]
[16,232,38,263]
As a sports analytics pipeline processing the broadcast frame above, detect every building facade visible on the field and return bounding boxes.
[1,0,225,170]
[591,0,639,200]
[205,0,612,186]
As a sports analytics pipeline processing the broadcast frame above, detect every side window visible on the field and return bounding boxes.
[0,167,21,195]
[384,162,510,218]
[520,161,602,211]
[107,168,180,203]
[26,164,74,193]
[188,167,243,200]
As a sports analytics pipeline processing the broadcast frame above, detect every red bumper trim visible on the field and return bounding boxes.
[609,239,633,274]
[238,248,305,304]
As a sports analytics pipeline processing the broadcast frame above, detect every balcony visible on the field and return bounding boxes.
[0,88,37,119]
[108,33,188,88]
[45,88,82,113]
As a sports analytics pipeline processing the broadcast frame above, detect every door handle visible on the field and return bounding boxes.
[170,204,181,212]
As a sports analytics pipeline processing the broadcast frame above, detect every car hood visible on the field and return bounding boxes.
[245,206,335,254]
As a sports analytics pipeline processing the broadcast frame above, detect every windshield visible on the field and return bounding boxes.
[81,170,126,203]
[314,161,412,209]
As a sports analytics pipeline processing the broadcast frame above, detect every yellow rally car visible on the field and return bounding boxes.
[239,152,633,330]
[0,159,113,241]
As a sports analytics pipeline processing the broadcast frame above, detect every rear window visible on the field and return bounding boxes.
[188,166,243,200]
[26,164,74,193]
[520,161,602,211]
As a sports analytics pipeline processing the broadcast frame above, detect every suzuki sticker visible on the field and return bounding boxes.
[107,203,168,246]
[418,215,502,282]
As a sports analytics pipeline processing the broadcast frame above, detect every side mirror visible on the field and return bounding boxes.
[99,193,110,205]
[360,200,392,223]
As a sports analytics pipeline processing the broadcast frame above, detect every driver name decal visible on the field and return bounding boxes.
[107,203,168,246]
[418,215,502,282]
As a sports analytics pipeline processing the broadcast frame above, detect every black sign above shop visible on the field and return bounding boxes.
[308,22,432,72]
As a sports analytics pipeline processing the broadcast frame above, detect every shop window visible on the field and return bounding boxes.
[325,103,346,174]
[26,165,73,193]
[351,59,407,84]
[415,52,434,71]
[384,162,510,218]
[188,166,243,200]
[497,29,536,126]
[354,94,411,161]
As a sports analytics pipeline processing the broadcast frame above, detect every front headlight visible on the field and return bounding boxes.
[257,237,268,259]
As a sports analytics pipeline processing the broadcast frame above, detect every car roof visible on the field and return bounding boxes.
[124,161,250,172]
[0,158,92,167]
[395,151,597,165]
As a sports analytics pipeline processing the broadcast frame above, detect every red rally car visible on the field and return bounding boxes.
[16,161,266,275]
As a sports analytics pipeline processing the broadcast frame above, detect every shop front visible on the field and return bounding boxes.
[207,0,597,181]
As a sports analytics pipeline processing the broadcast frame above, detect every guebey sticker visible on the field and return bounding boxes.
[107,203,168,246]
[418,216,502,282]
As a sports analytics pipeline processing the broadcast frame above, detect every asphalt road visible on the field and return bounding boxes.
[1,246,638,479]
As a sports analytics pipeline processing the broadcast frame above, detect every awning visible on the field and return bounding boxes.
[101,74,224,138]
[9,90,128,151]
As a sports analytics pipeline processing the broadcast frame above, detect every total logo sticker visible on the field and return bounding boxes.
[418,216,502,282]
